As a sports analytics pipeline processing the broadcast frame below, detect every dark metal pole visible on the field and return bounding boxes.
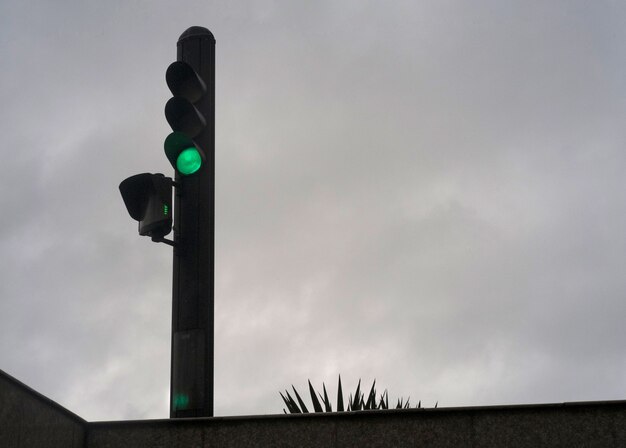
[170,27,215,418]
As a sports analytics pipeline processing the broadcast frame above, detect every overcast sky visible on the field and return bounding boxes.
[1,0,625,421]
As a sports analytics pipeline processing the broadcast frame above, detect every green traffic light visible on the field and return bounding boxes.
[176,147,202,175]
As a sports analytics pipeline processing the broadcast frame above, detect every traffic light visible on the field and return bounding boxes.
[119,173,173,239]
[164,60,209,176]
[117,27,215,418]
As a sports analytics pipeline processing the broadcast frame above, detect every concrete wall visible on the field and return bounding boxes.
[0,369,86,448]
[88,400,626,448]
[2,368,625,448]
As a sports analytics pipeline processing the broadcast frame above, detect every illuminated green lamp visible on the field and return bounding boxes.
[177,147,202,175]
[164,132,205,176]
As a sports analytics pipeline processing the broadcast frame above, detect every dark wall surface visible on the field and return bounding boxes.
[0,369,86,448]
[88,400,626,448]
[2,368,625,448]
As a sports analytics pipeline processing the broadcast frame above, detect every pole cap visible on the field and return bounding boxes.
[178,26,215,43]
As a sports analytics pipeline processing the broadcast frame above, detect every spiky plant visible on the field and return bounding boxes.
[280,375,436,413]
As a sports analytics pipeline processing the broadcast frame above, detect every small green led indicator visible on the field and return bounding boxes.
[163,204,169,215]
[173,393,190,410]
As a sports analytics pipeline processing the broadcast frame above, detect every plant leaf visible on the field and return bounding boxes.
[287,390,301,413]
[320,383,332,412]
[379,390,388,410]
[337,375,344,412]
[292,385,309,413]
[364,380,376,410]
[352,379,362,410]
[280,390,300,414]
[383,390,388,410]
[308,380,323,413]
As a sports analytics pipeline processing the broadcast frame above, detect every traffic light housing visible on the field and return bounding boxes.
[119,173,173,239]
[164,60,209,175]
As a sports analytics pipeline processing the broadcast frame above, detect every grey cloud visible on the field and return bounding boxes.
[1,0,625,420]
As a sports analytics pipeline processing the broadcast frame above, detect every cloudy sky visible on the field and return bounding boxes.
[1,0,625,421]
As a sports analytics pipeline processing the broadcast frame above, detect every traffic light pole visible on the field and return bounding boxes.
[170,27,215,418]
